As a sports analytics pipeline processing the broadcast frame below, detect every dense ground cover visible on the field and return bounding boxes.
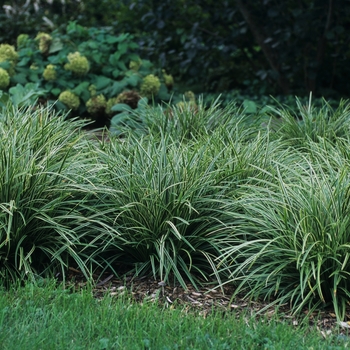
[1,95,350,347]
[0,281,348,349]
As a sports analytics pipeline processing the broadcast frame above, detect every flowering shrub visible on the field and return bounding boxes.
[0,21,175,125]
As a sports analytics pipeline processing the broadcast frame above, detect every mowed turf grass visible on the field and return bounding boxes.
[0,281,347,350]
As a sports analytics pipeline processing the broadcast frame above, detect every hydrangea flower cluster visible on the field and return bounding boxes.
[116,90,141,107]
[162,70,174,90]
[0,44,18,75]
[35,32,52,54]
[64,52,90,76]
[106,90,141,115]
[58,91,80,110]
[129,59,142,71]
[86,94,107,115]
[184,91,196,102]
[140,74,161,98]
[0,68,10,90]
[43,64,57,81]
[106,97,118,115]
[88,84,97,97]
[16,34,29,49]
[176,91,197,112]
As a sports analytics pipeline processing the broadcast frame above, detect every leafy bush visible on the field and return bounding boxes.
[0,21,174,125]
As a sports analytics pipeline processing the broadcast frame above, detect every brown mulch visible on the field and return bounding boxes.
[64,267,350,339]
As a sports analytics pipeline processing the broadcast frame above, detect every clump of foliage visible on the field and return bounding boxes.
[0,102,113,284]
[94,134,231,289]
[0,21,174,125]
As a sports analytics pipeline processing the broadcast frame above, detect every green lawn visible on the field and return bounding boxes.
[0,281,348,350]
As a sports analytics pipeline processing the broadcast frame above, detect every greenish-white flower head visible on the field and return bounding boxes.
[162,69,174,89]
[176,92,197,112]
[64,52,90,76]
[184,91,196,102]
[35,32,52,54]
[129,59,142,71]
[58,91,80,110]
[140,74,161,98]
[17,34,29,49]
[86,94,107,115]
[43,64,57,81]
[89,84,97,97]
[0,44,18,75]
[0,68,10,90]
[106,97,118,115]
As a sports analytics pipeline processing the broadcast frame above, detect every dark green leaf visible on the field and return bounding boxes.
[243,100,257,114]
[110,111,131,126]
[0,61,11,70]
[49,38,64,53]
[51,88,61,96]
[106,35,120,44]
[111,103,133,113]
[109,52,121,66]
[94,76,113,90]
[126,73,141,87]
[110,80,128,96]
[11,73,28,85]
[118,42,128,55]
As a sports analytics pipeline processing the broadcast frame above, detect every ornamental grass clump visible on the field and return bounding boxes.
[133,97,259,142]
[94,134,236,288]
[218,140,350,321]
[271,95,350,148]
[0,104,110,284]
